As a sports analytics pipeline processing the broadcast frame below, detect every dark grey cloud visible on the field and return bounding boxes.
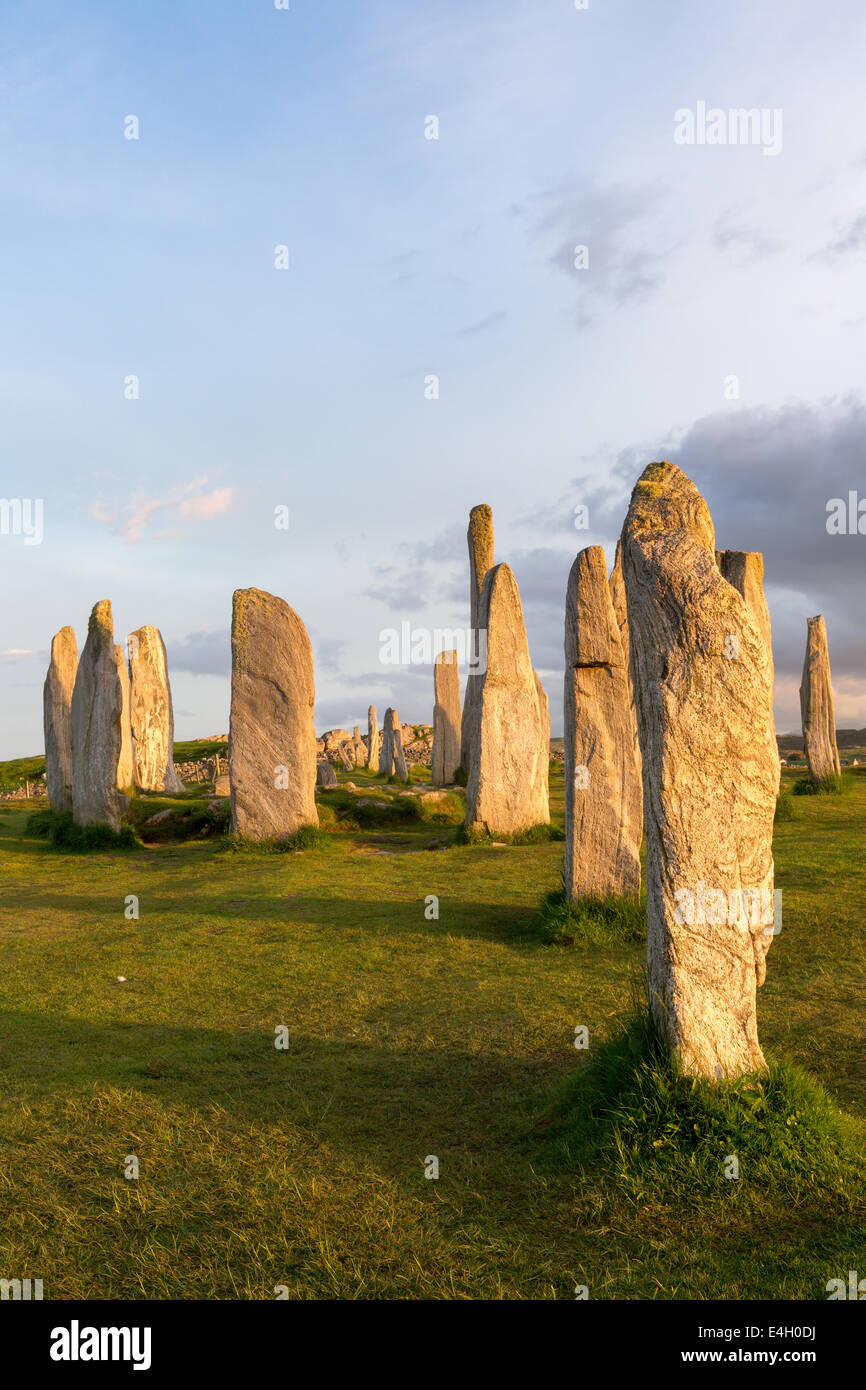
[514,178,667,327]
[168,627,230,677]
[501,397,866,728]
[671,398,866,692]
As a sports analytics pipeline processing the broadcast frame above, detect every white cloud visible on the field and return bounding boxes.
[90,477,237,545]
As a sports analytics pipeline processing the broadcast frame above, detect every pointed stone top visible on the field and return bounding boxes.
[625,461,715,554]
[468,505,495,617]
[50,626,78,661]
[479,562,534,684]
[565,546,622,668]
[435,649,458,667]
[88,600,113,638]
[129,624,165,660]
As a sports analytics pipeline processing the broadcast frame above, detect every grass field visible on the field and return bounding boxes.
[0,763,863,1300]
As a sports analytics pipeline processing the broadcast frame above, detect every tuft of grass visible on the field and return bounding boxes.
[537,883,646,945]
[773,792,797,822]
[792,773,848,796]
[221,822,328,854]
[542,1002,862,1205]
[457,822,564,848]
[25,809,140,851]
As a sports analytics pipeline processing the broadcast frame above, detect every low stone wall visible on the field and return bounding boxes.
[0,782,48,801]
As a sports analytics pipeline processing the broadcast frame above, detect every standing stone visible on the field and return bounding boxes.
[129,626,185,794]
[799,614,841,782]
[432,651,461,785]
[379,707,395,775]
[393,722,409,782]
[113,645,134,789]
[465,563,549,835]
[717,550,778,763]
[609,540,642,778]
[43,627,78,815]
[338,741,354,770]
[71,601,123,830]
[368,706,380,772]
[534,670,550,760]
[228,588,318,840]
[352,725,368,768]
[565,547,642,901]
[461,504,494,770]
[622,461,778,1080]
[316,761,337,789]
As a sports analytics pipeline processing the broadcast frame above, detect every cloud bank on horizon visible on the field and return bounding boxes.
[1,0,864,756]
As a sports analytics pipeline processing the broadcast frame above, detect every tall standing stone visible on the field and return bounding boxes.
[465,563,549,835]
[432,651,461,785]
[352,725,368,768]
[379,707,394,775]
[622,462,778,1079]
[114,645,134,789]
[43,627,78,815]
[608,540,642,778]
[717,550,778,763]
[129,626,185,794]
[799,614,840,782]
[228,587,318,840]
[565,546,642,900]
[393,724,409,782]
[71,601,123,830]
[368,706,380,772]
[461,504,494,770]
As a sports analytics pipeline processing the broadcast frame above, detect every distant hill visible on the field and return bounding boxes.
[778,729,866,752]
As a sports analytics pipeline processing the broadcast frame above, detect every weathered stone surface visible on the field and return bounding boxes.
[622,461,778,1080]
[367,706,380,771]
[228,587,318,840]
[113,645,134,789]
[461,504,494,770]
[534,669,550,760]
[43,626,78,815]
[799,614,840,782]
[129,626,185,794]
[351,725,368,769]
[717,550,778,763]
[338,741,354,769]
[393,725,409,782]
[379,707,395,775]
[432,650,461,785]
[316,761,337,788]
[214,774,230,797]
[565,546,642,901]
[609,540,642,778]
[71,601,123,830]
[465,563,549,834]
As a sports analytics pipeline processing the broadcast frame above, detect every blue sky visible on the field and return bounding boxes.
[2,0,865,756]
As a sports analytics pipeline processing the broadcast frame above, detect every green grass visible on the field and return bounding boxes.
[25,808,141,851]
[0,762,863,1299]
[457,822,565,847]
[0,753,45,790]
[792,772,849,796]
[537,884,647,945]
[171,739,227,762]
[543,1000,861,1204]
